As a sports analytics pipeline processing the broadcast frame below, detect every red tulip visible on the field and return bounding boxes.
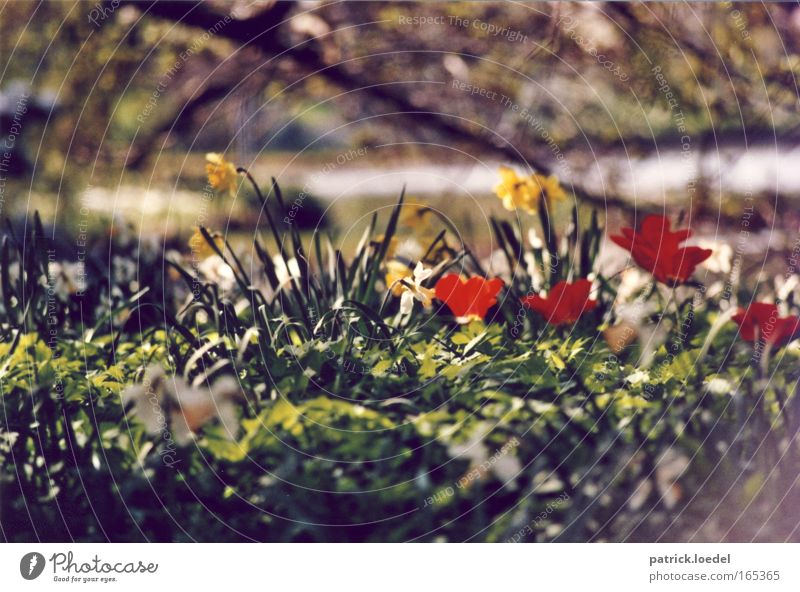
[610,215,712,285]
[434,274,504,323]
[521,279,598,326]
[732,302,800,346]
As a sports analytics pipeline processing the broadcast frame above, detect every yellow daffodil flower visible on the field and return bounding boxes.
[494,166,537,213]
[493,166,566,213]
[400,203,432,228]
[205,152,239,195]
[189,227,224,259]
[531,173,567,204]
[373,235,399,260]
[385,259,412,297]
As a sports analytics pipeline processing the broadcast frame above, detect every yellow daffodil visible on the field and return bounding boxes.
[373,235,399,260]
[385,259,412,297]
[493,166,566,214]
[189,227,224,259]
[531,173,567,204]
[400,203,432,228]
[494,166,537,213]
[423,239,455,266]
[395,202,457,266]
[205,152,239,195]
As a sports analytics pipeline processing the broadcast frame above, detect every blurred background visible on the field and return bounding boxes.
[2,1,800,260]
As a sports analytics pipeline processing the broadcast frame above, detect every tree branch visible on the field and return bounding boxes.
[127,0,737,216]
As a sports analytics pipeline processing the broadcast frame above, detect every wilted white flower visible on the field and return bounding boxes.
[47,261,87,296]
[629,447,690,510]
[112,255,138,286]
[272,255,301,287]
[3,261,20,286]
[138,234,162,260]
[705,376,733,396]
[0,431,19,464]
[484,249,512,278]
[398,262,434,316]
[616,267,651,302]
[528,227,543,250]
[198,255,236,292]
[523,252,544,288]
[483,249,511,279]
[699,240,732,274]
[776,274,799,304]
[613,300,663,369]
[395,237,424,261]
[625,369,649,386]
[654,447,690,509]
[448,432,521,488]
[122,365,244,445]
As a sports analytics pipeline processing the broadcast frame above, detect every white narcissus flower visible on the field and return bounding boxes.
[398,262,434,316]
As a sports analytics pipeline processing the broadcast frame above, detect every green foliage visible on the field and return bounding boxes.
[2,177,799,542]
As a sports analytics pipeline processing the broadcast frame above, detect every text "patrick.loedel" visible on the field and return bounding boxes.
[650,554,731,566]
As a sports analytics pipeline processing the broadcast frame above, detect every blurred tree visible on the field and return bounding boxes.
[2,1,799,212]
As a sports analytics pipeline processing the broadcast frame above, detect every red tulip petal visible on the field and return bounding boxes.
[524,279,597,326]
[610,233,634,251]
[671,247,712,282]
[641,215,671,236]
[732,309,756,341]
[435,274,469,318]
[435,274,503,321]
[749,302,779,323]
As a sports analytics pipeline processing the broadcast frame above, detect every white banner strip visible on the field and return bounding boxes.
[1,543,798,591]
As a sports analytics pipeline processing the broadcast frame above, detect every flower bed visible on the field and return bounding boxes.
[1,156,799,542]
